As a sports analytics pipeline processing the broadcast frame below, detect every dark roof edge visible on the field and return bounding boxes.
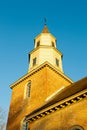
[26,76,87,118]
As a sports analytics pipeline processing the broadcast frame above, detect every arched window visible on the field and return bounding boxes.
[21,118,28,130]
[33,57,37,66]
[26,81,31,97]
[37,41,40,47]
[24,81,31,99]
[52,41,55,47]
[55,58,59,67]
[69,125,84,130]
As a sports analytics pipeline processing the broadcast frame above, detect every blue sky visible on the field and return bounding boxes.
[0,0,87,122]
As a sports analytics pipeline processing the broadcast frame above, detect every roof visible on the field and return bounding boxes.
[27,77,87,118]
[34,25,56,40]
[42,25,49,33]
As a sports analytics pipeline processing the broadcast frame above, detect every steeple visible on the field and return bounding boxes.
[28,25,63,73]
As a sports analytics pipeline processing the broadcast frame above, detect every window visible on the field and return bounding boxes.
[24,81,31,99]
[33,57,37,66]
[69,125,84,130]
[55,58,59,67]
[21,119,28,130]
[52,41,55,47]
[37,41,40,47]
[26,81,31,98]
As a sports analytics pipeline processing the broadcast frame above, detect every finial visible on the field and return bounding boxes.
[44,18,47,25]
[42,18,49,33]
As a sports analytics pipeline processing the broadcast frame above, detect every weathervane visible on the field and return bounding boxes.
[44,18,47,25]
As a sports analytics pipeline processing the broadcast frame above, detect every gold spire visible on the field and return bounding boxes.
[42,25,49,33]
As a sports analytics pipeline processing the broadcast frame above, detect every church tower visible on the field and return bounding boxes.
[6,25,73,130]
[29,25,63,72]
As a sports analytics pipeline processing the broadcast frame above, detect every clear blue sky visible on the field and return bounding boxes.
[0,0,87,122]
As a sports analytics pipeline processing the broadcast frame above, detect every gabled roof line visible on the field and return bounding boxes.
[10,61,73,89]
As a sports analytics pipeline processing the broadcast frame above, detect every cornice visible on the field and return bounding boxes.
[29,45,63,57]
[26,89,87,123]
[10,61,73,89]
[45,62,73,83]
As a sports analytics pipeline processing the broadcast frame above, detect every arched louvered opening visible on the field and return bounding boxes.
[69,125,84,130]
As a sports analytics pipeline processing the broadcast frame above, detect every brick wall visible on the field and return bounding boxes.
[6,65,72,130]
[30,97,87,130]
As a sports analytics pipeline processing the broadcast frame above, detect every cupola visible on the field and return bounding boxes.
[28,25,63,72]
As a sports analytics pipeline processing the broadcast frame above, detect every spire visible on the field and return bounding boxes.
[42,25,49,33]
[42,18,49,33]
